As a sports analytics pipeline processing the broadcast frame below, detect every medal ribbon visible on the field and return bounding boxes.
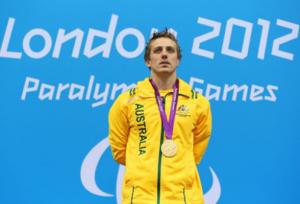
[150,79,179,140]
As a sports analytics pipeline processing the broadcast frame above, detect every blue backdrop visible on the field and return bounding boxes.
[1,0,299,203]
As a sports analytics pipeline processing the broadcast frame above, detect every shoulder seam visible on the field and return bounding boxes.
[129,88,136,96]
[191,90,199,99]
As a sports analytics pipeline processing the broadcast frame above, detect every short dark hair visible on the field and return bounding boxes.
[144,28,182,63]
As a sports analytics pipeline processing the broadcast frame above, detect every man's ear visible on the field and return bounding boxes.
[176,59,180,67]
[145,60,151,67]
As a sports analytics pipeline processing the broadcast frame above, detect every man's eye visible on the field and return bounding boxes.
[153,48,162,53]
[167,47,175,53]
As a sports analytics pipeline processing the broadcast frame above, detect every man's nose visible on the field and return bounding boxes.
[161,54,167,59]
[161,50,168,59]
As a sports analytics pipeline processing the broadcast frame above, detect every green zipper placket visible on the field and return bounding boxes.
[183,188,187,204]
[156,96,166,204]
[130,186,135,204]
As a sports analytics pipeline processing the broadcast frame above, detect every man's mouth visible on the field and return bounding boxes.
[160,61,170,65]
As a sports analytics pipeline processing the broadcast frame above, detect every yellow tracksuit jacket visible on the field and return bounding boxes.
[109,77,212,204]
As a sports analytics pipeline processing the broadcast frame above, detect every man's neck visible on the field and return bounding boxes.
[151,71,177,90]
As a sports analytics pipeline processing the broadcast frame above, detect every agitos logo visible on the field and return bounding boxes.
[80,137,221,203]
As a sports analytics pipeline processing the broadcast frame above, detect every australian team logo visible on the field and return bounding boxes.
[80,137,221,203]
[176,104,191,117]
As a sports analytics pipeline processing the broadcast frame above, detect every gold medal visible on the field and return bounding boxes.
[161,139,177,157]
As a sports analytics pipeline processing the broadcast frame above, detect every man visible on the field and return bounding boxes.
[109,29,212,204]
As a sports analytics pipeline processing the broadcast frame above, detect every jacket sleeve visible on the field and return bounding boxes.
[108,94,130,165]
[193,96,212,164]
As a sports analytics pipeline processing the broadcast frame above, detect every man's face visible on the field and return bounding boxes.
[146,37,179,74]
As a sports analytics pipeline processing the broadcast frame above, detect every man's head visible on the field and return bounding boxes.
[144,29,182,63]
[144,29,182,74]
